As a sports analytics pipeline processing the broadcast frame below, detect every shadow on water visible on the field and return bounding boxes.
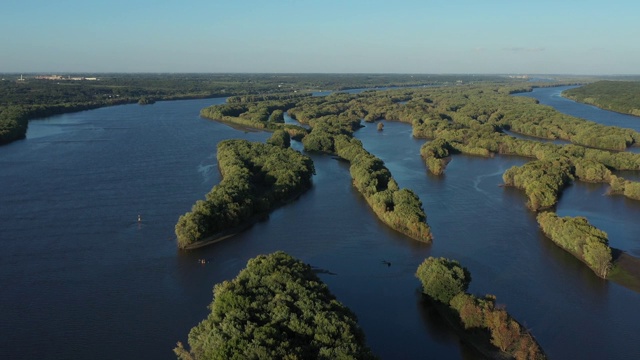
[416,292,487,360]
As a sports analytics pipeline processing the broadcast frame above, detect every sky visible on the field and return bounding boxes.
[1,0,639,74]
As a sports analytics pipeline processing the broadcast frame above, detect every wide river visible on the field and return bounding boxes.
[1,86,639,359]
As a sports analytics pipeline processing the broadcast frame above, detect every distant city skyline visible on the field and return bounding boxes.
[2,0,639,74]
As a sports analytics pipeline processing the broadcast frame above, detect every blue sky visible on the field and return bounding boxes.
[2,0,638,74]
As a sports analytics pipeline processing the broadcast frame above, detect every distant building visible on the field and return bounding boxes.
[34,75,99,81]
[35,75,64,80]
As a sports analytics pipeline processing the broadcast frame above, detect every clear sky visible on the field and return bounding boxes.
[2,0,638,74]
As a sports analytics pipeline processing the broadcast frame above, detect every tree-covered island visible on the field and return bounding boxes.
[416,257,546,360]
[175,136,314,249]
[174,251,376,360]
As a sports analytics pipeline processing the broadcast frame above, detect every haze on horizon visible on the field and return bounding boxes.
[2,0,639,75]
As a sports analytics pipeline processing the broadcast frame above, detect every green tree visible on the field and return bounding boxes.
[175,252,376,360]
[267,129,291,148]
[415,257,471,303]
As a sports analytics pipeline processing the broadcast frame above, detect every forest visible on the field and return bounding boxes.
[563,80,640,116]
[175,251,376,360]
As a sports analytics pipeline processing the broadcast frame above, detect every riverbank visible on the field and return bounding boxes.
[561,81,640,118]
[181,215,267,250]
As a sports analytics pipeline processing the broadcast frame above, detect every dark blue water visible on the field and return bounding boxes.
[1,88,640,360]
[0,98,270,360]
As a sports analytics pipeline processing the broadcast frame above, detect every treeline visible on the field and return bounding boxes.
[563,81,640,116]
[0,75,271,145]
[1,73,480,146]
[200,99,308,140]
[536,212,612,278]
[175,139,314,249]
[0,106,28,144]
[373,85,639,151]
[226,92,311,103]
[416,257,545,360]
[279,84,640,208]
[335,133,432,242]
[175,251,376,360]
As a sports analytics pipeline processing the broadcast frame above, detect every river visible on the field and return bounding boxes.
[1,87,639,359]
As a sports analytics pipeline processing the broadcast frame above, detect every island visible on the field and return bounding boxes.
[174,251,376,360]
[175,135,314,249]
[416,257,546,360]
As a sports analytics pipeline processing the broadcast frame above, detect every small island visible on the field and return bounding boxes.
[175,135,314,249]
[416,257,546,360]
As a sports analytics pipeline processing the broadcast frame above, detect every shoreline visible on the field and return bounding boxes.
[181,213,268,250]
[561,93,640,119]
[180,187,309,251]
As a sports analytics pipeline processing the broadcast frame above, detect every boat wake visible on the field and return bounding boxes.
[198,163,216,183]
[473,167,506,197]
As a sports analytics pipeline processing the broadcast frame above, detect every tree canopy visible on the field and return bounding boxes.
[537,212,612,278]
[175,139,314,249]
[175,252,376,360]
[416,257,545,360]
